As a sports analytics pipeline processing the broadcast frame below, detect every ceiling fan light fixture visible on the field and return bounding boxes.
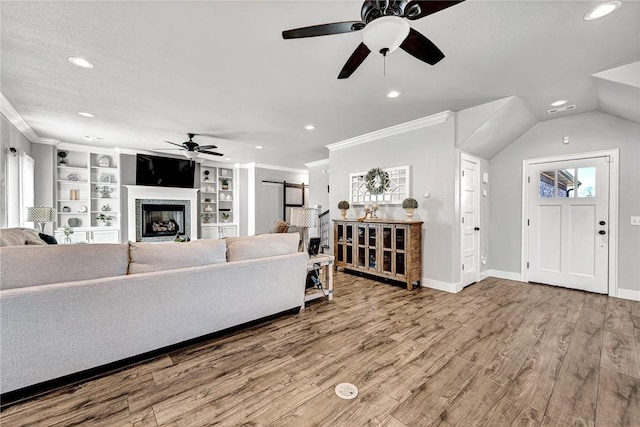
[584,1,621,20]
[183,150,199,159]
[68,56,94,68]
[362,16,410,55]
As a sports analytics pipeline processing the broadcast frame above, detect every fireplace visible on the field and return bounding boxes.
[141,204,185,238]
[134,198,192,242]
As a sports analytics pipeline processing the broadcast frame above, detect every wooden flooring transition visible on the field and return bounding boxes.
[1,273,639,426]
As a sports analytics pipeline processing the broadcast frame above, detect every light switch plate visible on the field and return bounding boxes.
[631,216,640,226]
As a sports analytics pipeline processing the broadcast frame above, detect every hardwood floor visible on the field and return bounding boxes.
[1,273,639,426]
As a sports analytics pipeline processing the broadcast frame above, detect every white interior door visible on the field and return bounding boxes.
[461,154,480,288]
[528,156,609,293]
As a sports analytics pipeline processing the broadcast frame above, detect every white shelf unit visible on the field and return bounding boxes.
[199,164,238,239]
[54,147,120,243]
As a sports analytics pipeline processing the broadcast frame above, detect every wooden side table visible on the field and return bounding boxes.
[304,254,334,306]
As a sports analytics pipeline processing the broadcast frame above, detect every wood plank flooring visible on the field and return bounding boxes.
[1,274,639,426]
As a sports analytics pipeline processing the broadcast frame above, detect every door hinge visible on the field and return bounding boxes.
[462,217,465,224]
[462,264,465,270]
[527,262,529,269]
[462,170,465,177]
[527,219,530,226]
[527,176,530,183]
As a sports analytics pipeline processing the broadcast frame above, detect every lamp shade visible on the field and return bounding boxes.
[362,16,410,55]
[26,206,56,222]
[289,207,317,228]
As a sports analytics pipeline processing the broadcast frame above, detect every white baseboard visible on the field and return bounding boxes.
[422,278,462,293]
[483,269,525,282]
[616,288,640,302]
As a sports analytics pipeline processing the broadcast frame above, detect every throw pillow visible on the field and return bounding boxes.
[39,233,58,244]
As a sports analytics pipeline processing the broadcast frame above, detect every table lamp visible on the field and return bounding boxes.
[289,207,317,255]
[26,206,56,234]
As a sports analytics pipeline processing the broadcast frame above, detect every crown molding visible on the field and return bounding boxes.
[304,158,330,168]
[326,110,453,152]
[254,163,308,174]
[0,92,40,142]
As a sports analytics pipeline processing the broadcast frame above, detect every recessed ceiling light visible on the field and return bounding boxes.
[68,56,94,68]
[305,124,315,131]
[78,112,95,118]
[584,1,621,21]
[255,145,263,149]
[84,135,103,141]
[223,157,233,161]
[550,100,568,107]
[386,90,402,98]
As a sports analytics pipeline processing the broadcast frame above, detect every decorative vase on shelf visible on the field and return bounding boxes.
[338,200,349,219]
[402,198,419,220]
[340,209,347,219]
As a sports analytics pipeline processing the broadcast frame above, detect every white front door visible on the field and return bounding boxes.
[461,154,480,288]
[527,156,610,293]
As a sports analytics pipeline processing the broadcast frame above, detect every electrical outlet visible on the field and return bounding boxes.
[631,216,640,226]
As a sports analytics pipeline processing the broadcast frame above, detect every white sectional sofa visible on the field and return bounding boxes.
[0,233,306,395]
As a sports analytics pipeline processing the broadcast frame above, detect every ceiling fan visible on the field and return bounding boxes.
[163,133,224,159]
[282,0,465,79]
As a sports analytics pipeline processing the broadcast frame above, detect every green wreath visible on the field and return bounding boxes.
[365,167,390,195]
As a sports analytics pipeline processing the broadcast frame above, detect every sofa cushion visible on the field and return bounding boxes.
[0,228,47,247]
[226,233,300,262]
[0,243,129,290]
[128,239,227,274]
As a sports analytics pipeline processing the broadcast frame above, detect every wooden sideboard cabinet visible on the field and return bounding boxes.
[333,219,423,290]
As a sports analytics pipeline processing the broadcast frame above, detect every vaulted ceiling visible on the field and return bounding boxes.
[2,1,639,168]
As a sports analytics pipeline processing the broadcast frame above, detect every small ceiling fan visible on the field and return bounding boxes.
[163,133,224,159]
[282,0,465,79]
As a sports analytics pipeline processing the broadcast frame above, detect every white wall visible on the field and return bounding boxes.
[254,166,308,234]
[329,118,458,285]
[306,160,330,214]
[489,111,640,292]
[1,114,32,228]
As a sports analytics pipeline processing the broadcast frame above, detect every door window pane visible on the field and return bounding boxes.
[576,167,596,197]
[557,169,575,198]
[539,170,556,198]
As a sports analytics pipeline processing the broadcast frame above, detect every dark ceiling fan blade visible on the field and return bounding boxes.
[196,144,218,150]
[403,0,465,20]
[338,43,371,79]
[165,141,184,148]
[198,150,224,156]
[400,28,444,65]
[282,21,365,39]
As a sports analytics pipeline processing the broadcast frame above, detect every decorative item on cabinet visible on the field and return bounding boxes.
[402,197,418,219]
[68,218,81,227]
[62,206,71,213]
[70,189,79,200]
[96,186,114,198]
[67,173,79,181]
[222,212,230,223]
[338,200,349,219]
[203,170,210,181]
[204,205,213,212]
[63,225,74,244]
[101,204,111,212]
[58,151,68,165]
[220,177,229,190]
[96,213,112,226]
[97,156,111,167]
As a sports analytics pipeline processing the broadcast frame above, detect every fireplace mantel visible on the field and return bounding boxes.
[124,185,199,241]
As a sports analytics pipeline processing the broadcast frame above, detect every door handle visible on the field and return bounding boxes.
[474,227,480,231]
[599,230,606,235]
[599,220,606,226]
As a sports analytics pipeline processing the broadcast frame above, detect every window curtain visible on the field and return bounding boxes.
[5,150,34,227]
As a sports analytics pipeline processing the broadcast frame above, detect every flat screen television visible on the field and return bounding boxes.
[136,154,195,188]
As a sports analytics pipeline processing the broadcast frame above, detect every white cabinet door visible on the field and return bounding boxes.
[528,156,609,293]
[91,230,119,243]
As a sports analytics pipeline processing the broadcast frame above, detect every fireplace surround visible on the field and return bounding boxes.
[125,185,199,242]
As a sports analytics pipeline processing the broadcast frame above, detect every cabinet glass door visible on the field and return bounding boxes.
[396,253,405,275]
[345,224,354,264]
[396,227,405,250]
